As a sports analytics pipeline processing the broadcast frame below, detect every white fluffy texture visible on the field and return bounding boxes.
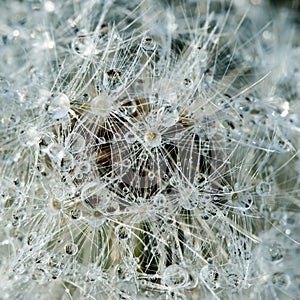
[0,0,300,299]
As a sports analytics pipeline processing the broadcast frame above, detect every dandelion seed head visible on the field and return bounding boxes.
[1,0,300,299]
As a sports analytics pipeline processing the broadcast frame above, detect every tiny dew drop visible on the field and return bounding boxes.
[183,78,193,88]
[141,36,157,52]
[32,268,46,282]
[46,93,70,119]
[238,193,253,211]
[64,242,78,256]
[81,93,90,103]
[268,243,284,262]
[148,171,155,180]
[256,181,271,196]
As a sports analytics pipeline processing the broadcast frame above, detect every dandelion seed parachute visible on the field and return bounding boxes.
[0,0,300,299]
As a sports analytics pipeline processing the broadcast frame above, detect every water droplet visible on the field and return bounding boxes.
[32,268,46,283]
[115,263,132,281]
[81,93,91,103]
[71,34,100,58]
[103,69,123,92]
[86,269,98,282]
[60,151,74,172]
[79,161,91,174]
[162,264,189,289]
[165,111,179,127]
[141,36,157,52]
[183,78,193,88]
[230,192,253,211]
[34,250,50,264]
[27,232,37,245]
[64,242,78,256]
[115,225,131,240]
[235,99,251,114]
[46,143,64,164]
[181,191,199,210]
[153,194,166,208]
[272,137,294,153]
[200,265,220,289]
[46,93,70,119]
[197,48,208,62]
[90,94,112,118]
[67,133,85,154]
[83,186,109,212]
[272,272,289,288]
[146,171,155,181]
[256,181,271,196]
[70,208,82,220]
[50,267,62,279]
[124,132,137,144]
[122,158,131,168]
[268,243,284,262]
[13,263,25,274]
[19,127,40,147]
[88,211,106,227]
[225,272,242,290]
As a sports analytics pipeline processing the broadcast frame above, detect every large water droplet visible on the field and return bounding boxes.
[46,93,70,119]
[162,264,189,289]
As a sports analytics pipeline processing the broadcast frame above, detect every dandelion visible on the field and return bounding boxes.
[1,0,300,299]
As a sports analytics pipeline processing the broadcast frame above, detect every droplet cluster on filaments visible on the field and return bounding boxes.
[1,1,300,300]
[72,94,225,219]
